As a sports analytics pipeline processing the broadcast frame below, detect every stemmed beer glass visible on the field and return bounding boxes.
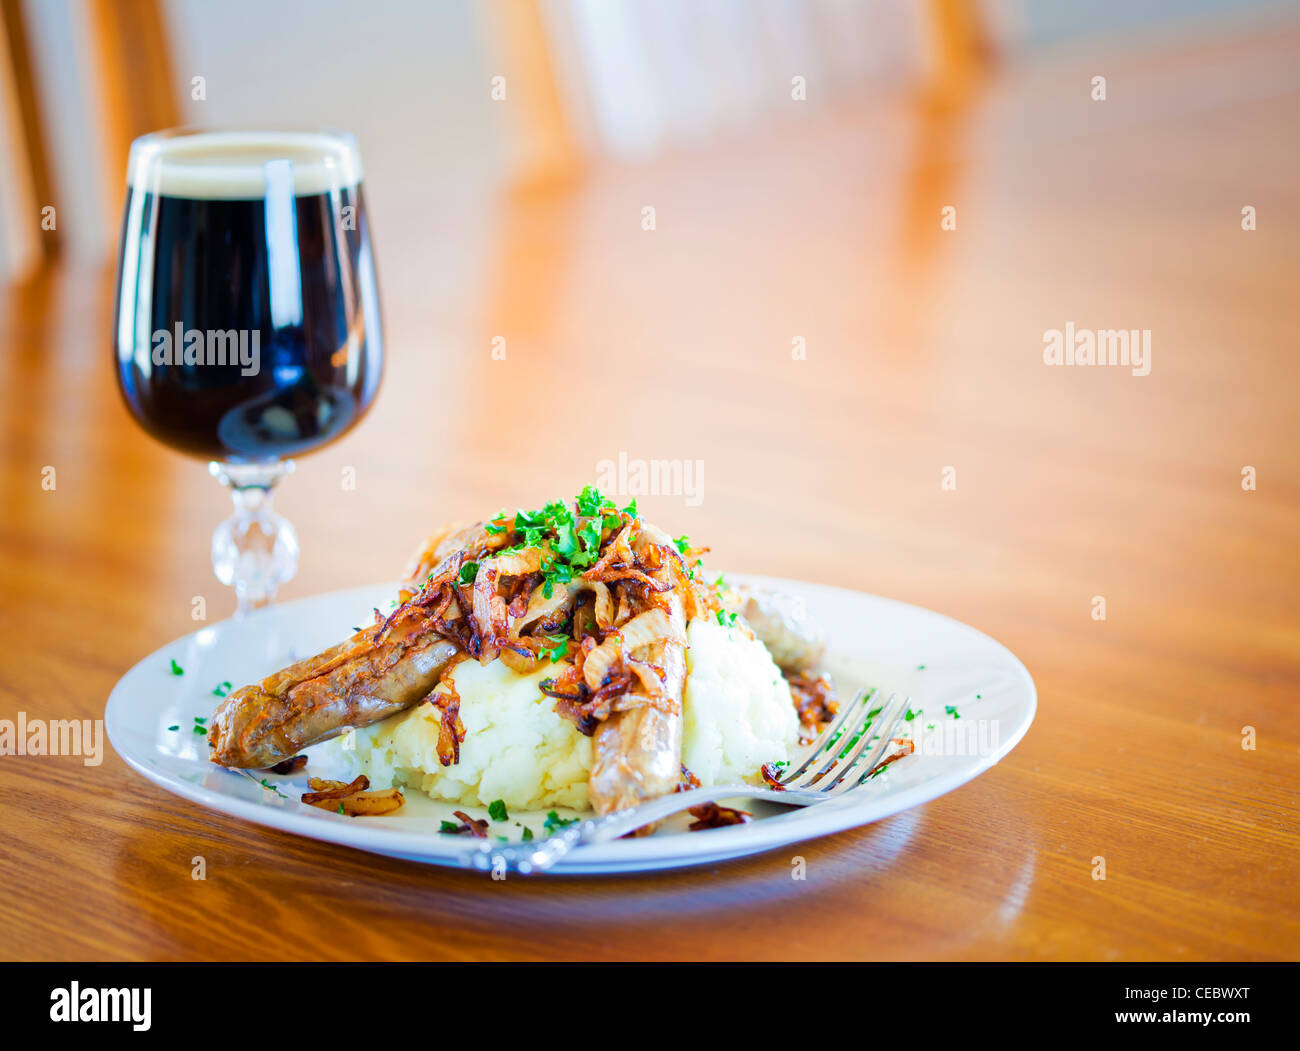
[113,129,383,614]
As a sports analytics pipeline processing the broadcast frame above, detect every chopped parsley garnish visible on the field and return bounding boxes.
[543,810,578,833]
[945,705,961,719]
[576,519,602,561]
[916,664,927,670]
[539,555,574,598]
[166,725,179,732]
[439,820,463,834]
[674,535,691,554]
[552,519,578,558]
[259,779,286,798]
[904,708,917,722]
[541,635,569,663]
[211,680,232,697]
[459,561,480,585]
[493,489,633,599]
[521,826,534,841]
[488,799,509,822]
[192,716,208,736]
[576,486,616,517]
[169,659,184,676]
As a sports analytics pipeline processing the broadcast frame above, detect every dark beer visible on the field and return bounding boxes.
[113,132,383,462]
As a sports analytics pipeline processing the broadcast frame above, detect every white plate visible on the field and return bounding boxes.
[105,575,1035,874]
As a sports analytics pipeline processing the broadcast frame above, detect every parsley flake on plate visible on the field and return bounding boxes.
[543,810,578,833]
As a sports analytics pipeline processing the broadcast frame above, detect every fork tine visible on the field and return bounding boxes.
[779,687,875,784]
[826,692,911,792]
[786,690,897,789]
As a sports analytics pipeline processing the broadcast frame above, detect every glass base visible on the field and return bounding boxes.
[209,461,299,616]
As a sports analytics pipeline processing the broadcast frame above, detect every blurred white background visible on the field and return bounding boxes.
[0,0,1291,280]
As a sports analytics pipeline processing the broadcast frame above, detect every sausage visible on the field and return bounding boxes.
[588,705,682,815]
[208,619,459,768]
[587,529,689,819]
[734,585,825,673]
[587,609,687,816]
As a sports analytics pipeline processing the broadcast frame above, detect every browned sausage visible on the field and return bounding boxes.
[587,569,688,818]
[208,617,458,768]
[588,705,683,815]
[733,585,825,673]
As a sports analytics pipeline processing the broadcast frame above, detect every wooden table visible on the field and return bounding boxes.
[2,23,1297,961]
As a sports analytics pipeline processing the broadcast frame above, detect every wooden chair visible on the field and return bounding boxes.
[480,0,992,184]
[0,0,177,281]
[0,0,46,280]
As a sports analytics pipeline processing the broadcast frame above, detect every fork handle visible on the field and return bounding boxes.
[467,784,806,874]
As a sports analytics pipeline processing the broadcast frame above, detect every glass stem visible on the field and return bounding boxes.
[209,461,300,616]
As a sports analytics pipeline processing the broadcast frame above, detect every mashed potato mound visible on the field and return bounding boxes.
[332,658,594,811]
[681,618,799,786]
[327,617,798,811]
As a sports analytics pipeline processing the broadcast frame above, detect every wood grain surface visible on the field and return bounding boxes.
[0,24,1297,961]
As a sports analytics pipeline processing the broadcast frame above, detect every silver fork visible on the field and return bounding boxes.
[467,688,912,874]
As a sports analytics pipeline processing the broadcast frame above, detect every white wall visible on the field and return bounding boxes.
[163,0,507,218]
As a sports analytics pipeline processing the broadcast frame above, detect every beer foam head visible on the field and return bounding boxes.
[127,129,363,199]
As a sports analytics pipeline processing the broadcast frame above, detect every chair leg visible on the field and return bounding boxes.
[0,0,58,264]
